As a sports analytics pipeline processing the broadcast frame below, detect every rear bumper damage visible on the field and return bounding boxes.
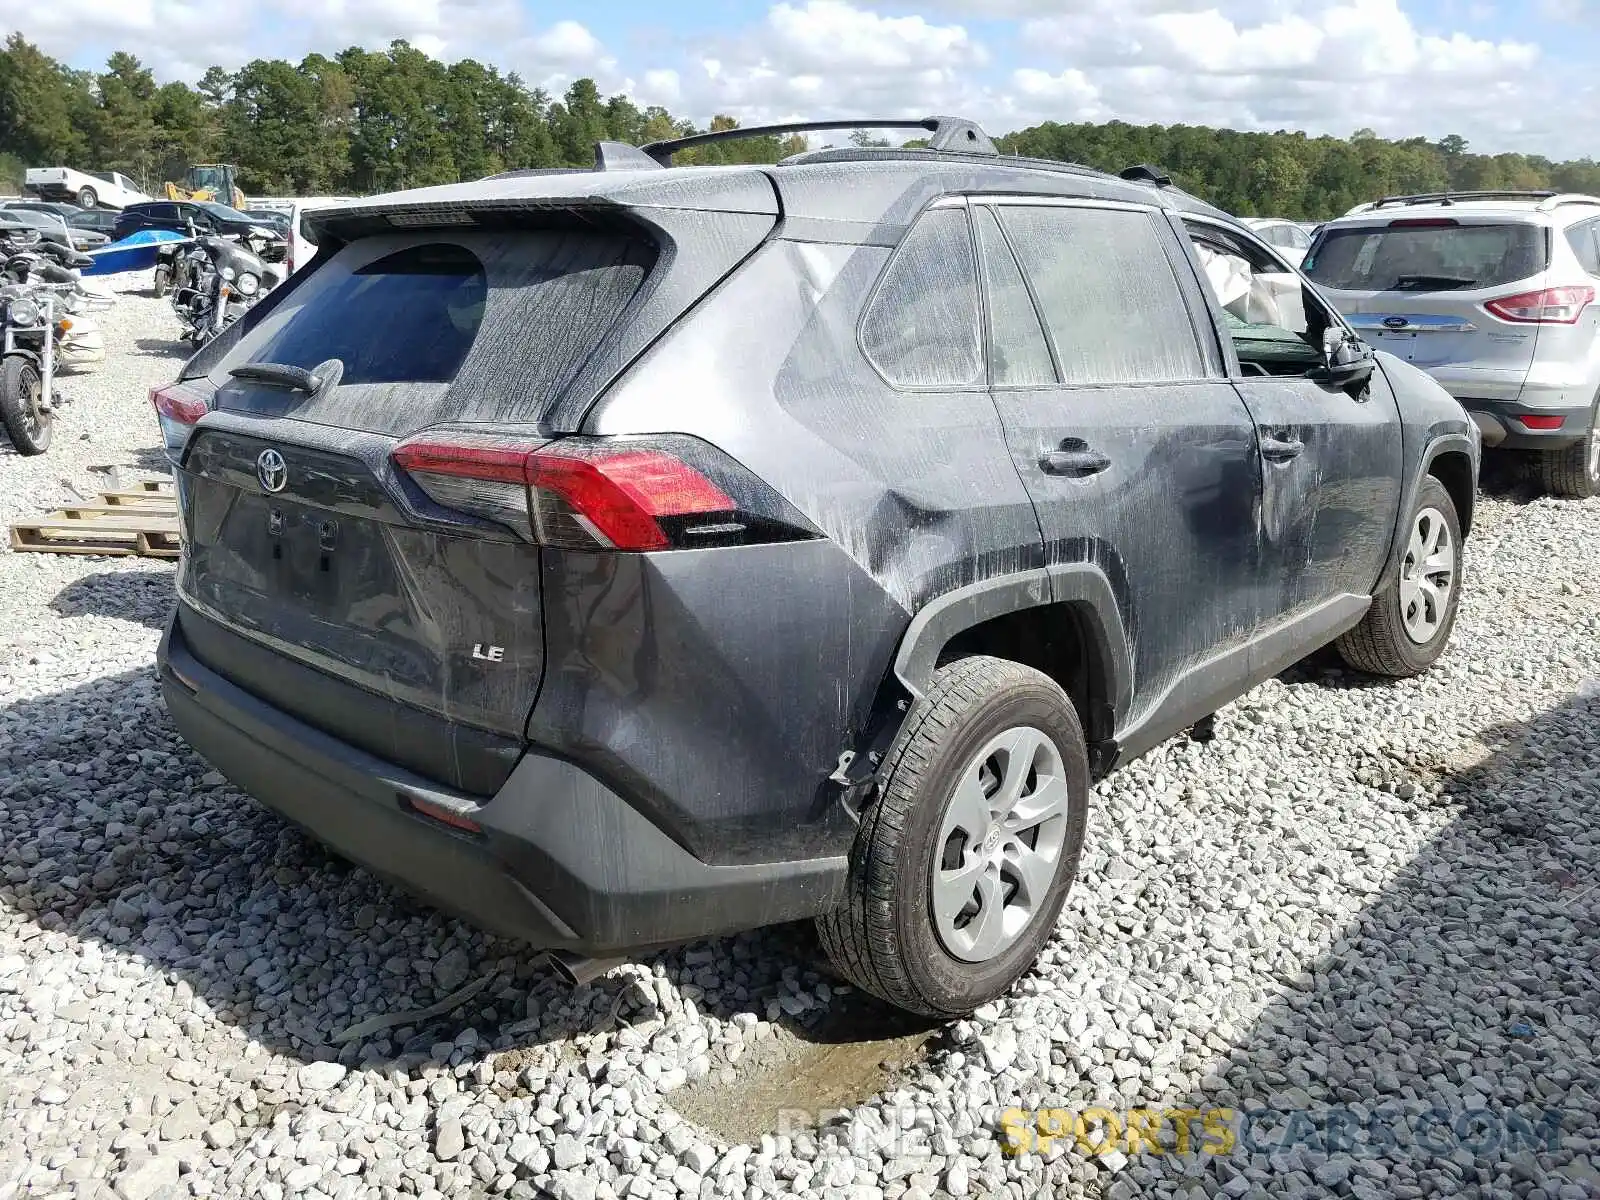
[158,613,846,957]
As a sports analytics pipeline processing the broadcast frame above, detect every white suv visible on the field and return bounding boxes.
[1305,191,1600,496]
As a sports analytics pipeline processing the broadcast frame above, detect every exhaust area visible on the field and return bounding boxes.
[546,950,625,988]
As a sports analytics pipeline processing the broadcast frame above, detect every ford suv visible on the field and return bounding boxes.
[1305,191,1600,497]
[154,118,1478,1017]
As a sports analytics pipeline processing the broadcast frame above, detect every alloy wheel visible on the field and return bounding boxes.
[931,726,1071,963]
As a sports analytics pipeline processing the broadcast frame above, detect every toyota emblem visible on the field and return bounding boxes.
[256,448,288,493]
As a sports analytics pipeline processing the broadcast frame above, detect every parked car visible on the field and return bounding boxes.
[1240,217,1313,266]
[241,208,291,234]
[67,208,120,237]
[1306,190,1600,497]
[24,167,148,210]
[153,118,1478,1018]
[114,200,281,246]
[241,196,356,273]
[0,206,107,251]
[5,199,83,221]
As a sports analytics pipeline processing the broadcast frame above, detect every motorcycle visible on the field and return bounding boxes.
[171,235,283,348]
[1,234,113,454]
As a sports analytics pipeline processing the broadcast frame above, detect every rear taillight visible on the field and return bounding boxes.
[391,433,811,552]
[151,383,209,460]
[1485,286,1594,324]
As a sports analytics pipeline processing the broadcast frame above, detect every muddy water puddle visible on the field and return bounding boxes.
[670,995,938,1145]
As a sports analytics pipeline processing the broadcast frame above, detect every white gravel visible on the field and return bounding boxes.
[2,273,1599,1200]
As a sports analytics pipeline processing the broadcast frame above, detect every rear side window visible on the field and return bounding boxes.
[1304,222,1548,291]
[253,245,486,384]
[999,205,1206,386]
[1566,219,1600,276]
[860,207,983,388]
[215,229,653,435]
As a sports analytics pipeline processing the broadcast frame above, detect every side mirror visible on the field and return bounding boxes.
[1310,327,1375,391]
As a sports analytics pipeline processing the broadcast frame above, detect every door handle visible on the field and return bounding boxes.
[1040,440,1111,477]
[1260,435,1304,463]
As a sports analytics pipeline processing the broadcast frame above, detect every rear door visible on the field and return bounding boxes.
[1305,214,1549,401]
[174,229,657,792]
[978,198,1264,732]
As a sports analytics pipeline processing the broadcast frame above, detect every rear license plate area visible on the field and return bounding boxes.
[230,494,343,610]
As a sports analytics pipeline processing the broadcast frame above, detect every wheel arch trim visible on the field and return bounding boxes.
[891,565,1134,726]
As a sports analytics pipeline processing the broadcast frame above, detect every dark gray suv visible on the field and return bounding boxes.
[153,118,1479,1017]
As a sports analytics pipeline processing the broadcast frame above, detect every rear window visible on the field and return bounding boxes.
[254,244,486,384]
[213,229,652,436]
[1305,222,1547,291]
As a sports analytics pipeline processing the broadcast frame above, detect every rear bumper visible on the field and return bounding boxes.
[158,614,846,956]
[1458,397,1592,450]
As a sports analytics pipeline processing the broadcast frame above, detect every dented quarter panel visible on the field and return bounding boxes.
[527,540,905,866]
[589,236,1046,617]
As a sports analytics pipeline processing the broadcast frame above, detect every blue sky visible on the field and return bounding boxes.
[7,0,1598,159]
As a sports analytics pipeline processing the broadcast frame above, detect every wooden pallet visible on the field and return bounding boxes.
[10,483,180,559]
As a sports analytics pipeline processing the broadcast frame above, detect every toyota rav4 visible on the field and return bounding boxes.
[154,118,1479,1017]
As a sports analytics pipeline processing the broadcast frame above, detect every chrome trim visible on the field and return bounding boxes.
[1347,313,1478,334]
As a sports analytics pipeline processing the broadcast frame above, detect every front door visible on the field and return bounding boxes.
[973,198,1264,747]
[1179,216,1403,618]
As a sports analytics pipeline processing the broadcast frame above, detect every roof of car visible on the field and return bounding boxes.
[1333,191,1600,226]
[312,151,1236,245]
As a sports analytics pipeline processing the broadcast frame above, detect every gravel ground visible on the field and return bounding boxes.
[2,274,1598,1200]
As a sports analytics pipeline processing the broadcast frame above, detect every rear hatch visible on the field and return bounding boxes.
[166,196,775,794]
[1305,214,1550,399]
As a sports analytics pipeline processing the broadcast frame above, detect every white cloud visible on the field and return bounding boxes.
[1003,0,1566,152]
[766,0,983,70]
[530,19,604,64]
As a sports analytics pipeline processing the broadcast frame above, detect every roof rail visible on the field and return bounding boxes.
[1536,192,1600,212]
[1365,189,1557,210]
[640,116,997,165]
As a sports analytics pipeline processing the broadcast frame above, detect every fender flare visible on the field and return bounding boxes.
[891,564,1134,728]
[1420,431,1478,532]
[1380,429,1478,593]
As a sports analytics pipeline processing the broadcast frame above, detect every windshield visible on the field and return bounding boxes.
[1305,222,1548,291]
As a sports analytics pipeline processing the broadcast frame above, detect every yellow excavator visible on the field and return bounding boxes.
[163,164,247,209]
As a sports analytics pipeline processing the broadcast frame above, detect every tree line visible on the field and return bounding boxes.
[2,32,1598,218]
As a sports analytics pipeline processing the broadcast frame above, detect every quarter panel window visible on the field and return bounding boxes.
[1566,219,1600,276]
[999,205,1206,385]
[860,207,983,388]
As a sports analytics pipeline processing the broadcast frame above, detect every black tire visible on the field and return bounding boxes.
[151,265,169,298]
[1538,402,1600,499]
[1336,475,1462,677]
[76,186,97,209]
[0,356,52,455]
[816,656,1090,1018]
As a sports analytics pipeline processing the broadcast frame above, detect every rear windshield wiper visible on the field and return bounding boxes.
[228,362,325,393]
[1390,275,1477,291]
